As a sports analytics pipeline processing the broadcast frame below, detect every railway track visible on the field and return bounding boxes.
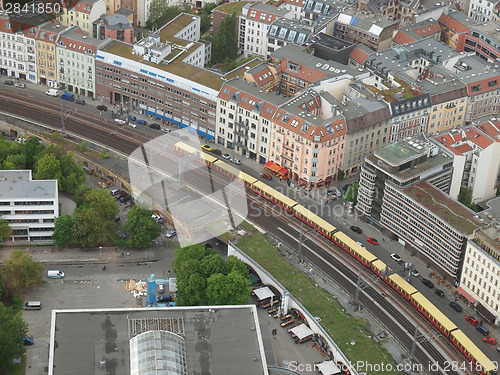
[0,93,473,375]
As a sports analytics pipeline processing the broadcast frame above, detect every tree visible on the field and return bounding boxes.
[337,168,345,181]
[21,137,45,169]
[1,250,43,296]
[345,183,359,203]
[52,215,77,248]
[458,186,477,211]
[0,219,11,242]
[173,244,251,306]
[146,1,181,28]
[0,305,28,374]
[123,206,162,248]
[199,3,217,34]
[2,154,26,170]
[34,153,62,182]
[211,13,238,64]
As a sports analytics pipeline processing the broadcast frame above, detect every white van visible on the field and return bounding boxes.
[23,301,41,310]
[48,270,65,278]
[46,89,59,97]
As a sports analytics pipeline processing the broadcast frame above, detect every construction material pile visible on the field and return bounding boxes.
[124,279,147,298]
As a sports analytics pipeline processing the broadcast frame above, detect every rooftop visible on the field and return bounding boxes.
[215,1,254,15]
[337,9,397,33]
[453,55,500,85]
[159,13,197,43]
[50,306,267,375]
[474,196,500,253]
[0,170,57,200]
[404,181,482,235]
[223,58,264,81]
[470,20,500,45]
[102,40,224,90]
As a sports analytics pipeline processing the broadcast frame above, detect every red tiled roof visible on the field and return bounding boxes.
[349,46,370,65]
[252,66,274,87]
[453,144,473,154]
[469,128,494,149]
[59,33,98,54]
[393,31,417,45]
[280,59,327,83]
[0,19,40,37]
[413,21,441,36]
[467,76,500,96]
[438,14,471,34]
[247,8,282,24]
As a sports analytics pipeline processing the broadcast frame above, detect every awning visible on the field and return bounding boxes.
[475,302,496,323]
[179,122,187,128]
[264,161,281,174]
[326,176,333,182]
[299,177,308,184]
[253,286,274,301]
[205,133,214,140]
[188,126,197,133]
[456,286,476,303]
[317,361,342,375]
[163,116,172,122]
[278,167,288,176]
[197,130,206,136]
[145,110,154,116]
[173,119,181,125]
[290,324,314,340]
[155,113,163,119]
[181,123,189,129]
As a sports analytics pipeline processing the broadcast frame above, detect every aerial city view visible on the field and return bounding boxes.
[1,0,500,373]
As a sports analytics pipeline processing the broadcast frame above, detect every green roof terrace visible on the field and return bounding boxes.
[215,1,253,15]
[404,181,482,235]
[103,40,224,91]
[159,13,197,42]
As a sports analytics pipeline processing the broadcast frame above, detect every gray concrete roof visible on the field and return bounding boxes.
[51,306,267,375]
[93,14,132,30]
[225,78,289,106]
[249,2,291,16]
[268,18,313,43]
[452,55,500,84]
[470,20,500,46]
[0,170,57,200]
[60,26,107,46]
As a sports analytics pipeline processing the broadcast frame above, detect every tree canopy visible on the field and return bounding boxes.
[173,244,251,306]
[211,13,238,65]
[0,219,12,242]
[0,304,28,374]
[146,0,182,28]
[1,250,43,297]
[123,206,162,248]
[458,186,477,211]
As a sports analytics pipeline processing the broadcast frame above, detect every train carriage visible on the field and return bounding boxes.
[252,181,298,212]
[333,231,377,266]
[292,204,336,238]
[411,292,458,336]
[371,259,388,276]
[387,274,418,300]
[450,330,497,375]
[174,142,217,167]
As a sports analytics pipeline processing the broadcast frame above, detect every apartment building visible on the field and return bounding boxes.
[348,44,372,69]
[392,19,441,45]
[460,201,500,324]
[438,10,474,50]
[269,91,347,188]
[0,170,58,242]
[469,0,499,22]
[57,26,107,98]
[0,14,42,83]
[92,14,134,43]
[451,55,500,123]
[457,21,500,63]
[308,33,355,65]
[355,0,420,22]
[358,136,482,279]
[435,121,500,203]
[275,0,306,19]
[217,78,288,163]
[300,0,343,26]
[37,22,66,88]
[241,3,292,58]
[103,0,121,15]
[56,0,106,35]
[213,1,252,52]
[95,14,219,136]
[399,65,468,136]
[333,10,397,52]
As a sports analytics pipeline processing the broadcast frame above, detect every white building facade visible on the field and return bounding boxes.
[0,170,58,242]
[468,0,499,22]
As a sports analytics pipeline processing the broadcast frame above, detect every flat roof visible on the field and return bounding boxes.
[404,181,482,235]
[215,1,254,15]
[0,170,57,200]
[471,21,500,45]
[50,306,267,375]
[102,40,224,90]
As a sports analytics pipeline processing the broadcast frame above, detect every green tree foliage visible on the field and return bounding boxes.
[123,206,162,248]
[52,215,77,248]
[337,168,345,181]
[458,186,477,211]
[22,137,45,169]
[3,153,26,170]
[0,219,12,242]
[1,250,43,296]
[345,183,359,203]
[173,244,251,306]
[146,0,181,29]
[211,13,238,64]
[38,146,85,194]
[0,304,28,374]
[34,153,62,181]
[199,3,217,34]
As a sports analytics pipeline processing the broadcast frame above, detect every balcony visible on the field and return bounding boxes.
[283,143,294,151]
[235,130,248,138]
[234,141,248,150]
[281,153,293,162]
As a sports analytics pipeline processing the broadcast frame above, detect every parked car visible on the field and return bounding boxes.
[221,153,230,160]
[390,253,401,262]
[201,144,212,152]
[261,172,272,180]
[157,295,173,303]
[115,192,127,200]
[449,301,462,312]
[137,119,147,125]
[96,105,107,111]
[483,337,497,345]
[119,195,131,203]
[212,149,222,155]
[74,99,85,105]
[162,128,171,133]
[422,279,434,288]
[477,325,490,336]
[349,226,362,234]
[4,80,14,85]
[411,270,419,277]
[157,284,164,294]
[46,89,59,97]
[466,316,479,326]
[149,123,160,130]
[435,289,445,297]
[230,158,241,165]
[128,115,137,121]
[14,82,26,88]
[166,230,177,238]
[114,118,126,125]
[23,336,34,345]
[367,237,378,245]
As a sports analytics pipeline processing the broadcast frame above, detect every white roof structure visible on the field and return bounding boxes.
[290,324,314,339]
[169,278,177,292]
[253,286,274,301]
[317,360,342,375]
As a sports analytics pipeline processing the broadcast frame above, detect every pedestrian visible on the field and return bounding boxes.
[167,270,171,275]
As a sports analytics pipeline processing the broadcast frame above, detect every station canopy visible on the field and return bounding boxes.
[290,324,314,340]
[317,360,342,375]
[253,286,274,301]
